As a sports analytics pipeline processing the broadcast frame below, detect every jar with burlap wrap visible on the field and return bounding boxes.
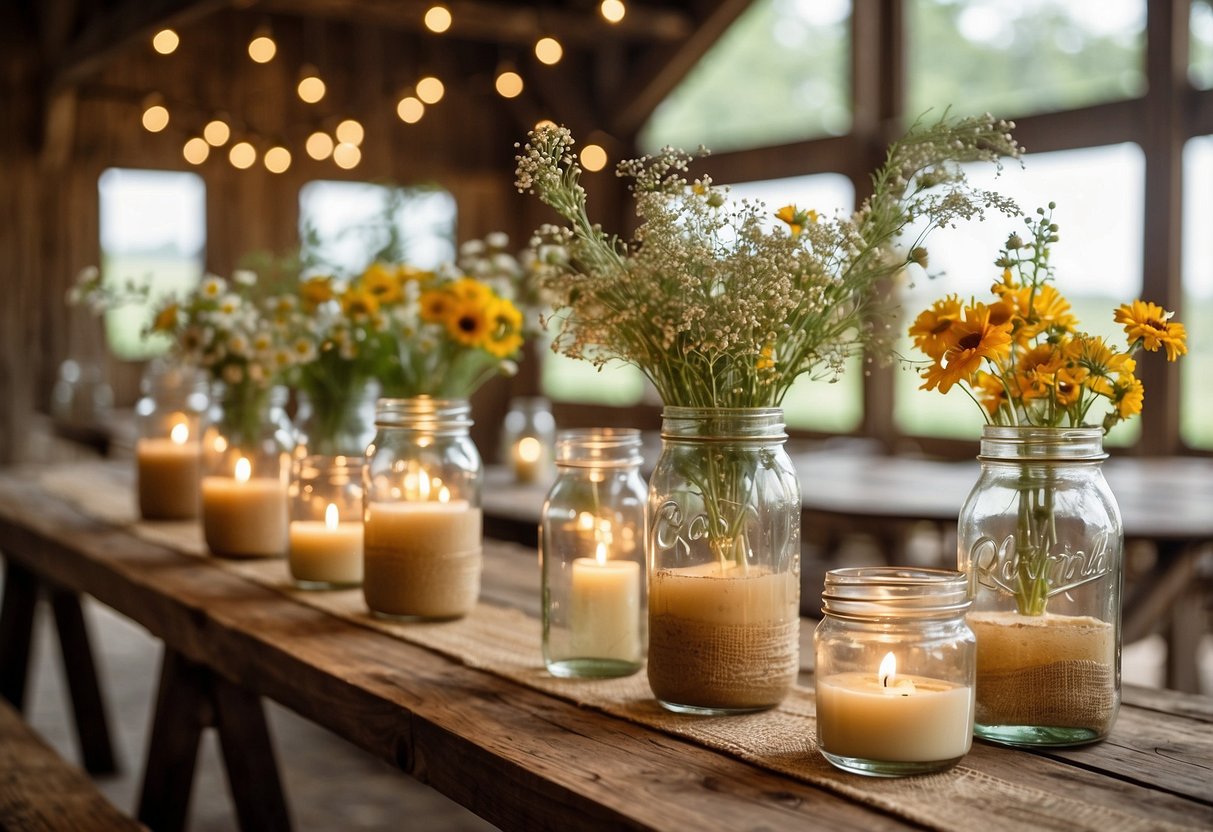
[646,407,801,715]
[958,425,1122,747]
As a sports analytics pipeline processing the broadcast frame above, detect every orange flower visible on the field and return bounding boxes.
[919,303,1013,394]
[299,276,335,310]
[995,283,1076,343]
[909,294,963,361]
[1115,300,1187,361]
[1111,374,1144,419]
[973,370,1009,418]
[774,205,815,237]
[1075,335,1135,397]
[359,262,403,305]
[446,297,490,346]
[420,288,455,324]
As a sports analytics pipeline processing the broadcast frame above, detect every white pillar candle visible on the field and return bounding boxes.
[816,653,975,763]
[568,544,641,661]
[200,457,288,558]
[136,430,201,520]
[289,503,363,586]
[363,500,482,619]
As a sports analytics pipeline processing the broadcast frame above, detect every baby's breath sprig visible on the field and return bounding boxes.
[516,113,1022,409]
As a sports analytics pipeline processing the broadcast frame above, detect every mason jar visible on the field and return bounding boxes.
[542,428,646,678]
[288,455,364,589]
[500,396,557,484]
[815,567,975,777]
[959,425,1123,747]
[134,358,208,520]
[293,381,380,459]
[200,384,294,558]
[363,397,483,620]
[647,407,801,714]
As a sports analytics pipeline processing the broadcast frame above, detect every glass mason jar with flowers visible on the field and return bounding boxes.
[910,206,1187,746]
[517,115,1022,713]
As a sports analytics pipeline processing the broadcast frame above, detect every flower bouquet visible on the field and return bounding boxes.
[517,114,1022,713]
[911,206,1186,745]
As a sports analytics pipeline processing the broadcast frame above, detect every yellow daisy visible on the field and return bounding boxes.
[1114,300,1187,361]
[447,297,491,346]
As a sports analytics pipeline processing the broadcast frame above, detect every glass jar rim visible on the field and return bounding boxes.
[374,396,473,430]
[556,428,642,467]
[978,424,1107,463]
[821,567,971,620]
[660,406,787,442]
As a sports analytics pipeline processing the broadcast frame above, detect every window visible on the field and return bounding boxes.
[298,181,456,274]
[908,0,1145,120]
[1182,136,1213,448]
[640,0,851,154]
[98,168,205,360]
[1192,0,1213,89]
[893,144,1145,444]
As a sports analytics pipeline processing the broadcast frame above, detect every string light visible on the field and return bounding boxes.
[248,28,277,63]
[580,143,608,172]
[306,131,334,160]
[229,141,256,169]
[335,119,364,146]
[152,29,179,54]
[495,70,524,98]
[535,118,556,130]
[600,0,626,23]
[416,76,445,104]
[203,119,230,146]
[397,96,425,124]
[182,138,209,165]
[534,37,563,65]
[297,67,326,104]
[141,99,169,132]
[264,146,291,173]
[333,142,361,169]
[424,5,452,33]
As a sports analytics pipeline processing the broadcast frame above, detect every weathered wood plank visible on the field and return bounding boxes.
[0,698,144,832]
[48,586,119,775]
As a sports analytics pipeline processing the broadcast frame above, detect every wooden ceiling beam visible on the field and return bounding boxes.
[605,0,752,141]
[258,0,691,47]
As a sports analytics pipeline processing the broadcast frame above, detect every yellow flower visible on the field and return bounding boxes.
[420,288,455,323]
[908,294,963,361]
[483,299,525,358]
[1115,300,1187,361]
[774,205,816,237]
[919,303,1013,394]
[450,277,494,306]
[1075,335,1136,397]
[973,370,1009,418]
[151,303,180,332]
[995,283,1076,343]
[447,297,491,346]
[341,289,380,320]
[398,265,433,284]
[756,343,776,371]
[1111,374,1144,419]
[359,262,403,305]
[300,276,335,309]
[1016,343,1064,401]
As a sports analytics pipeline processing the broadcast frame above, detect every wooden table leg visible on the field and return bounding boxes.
[0,558,38,710]
[49,586,119,774]
[137,647,292,832]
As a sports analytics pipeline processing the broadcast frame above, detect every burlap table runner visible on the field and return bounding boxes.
[38,464,1182,832]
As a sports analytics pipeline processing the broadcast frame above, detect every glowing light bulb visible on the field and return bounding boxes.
[332,142,361,169]
[600,0,626,23]
[203,119,230,146]
[263,146,291,173]
[297,73,326,104]
[517,436,541,463]
[534,37,563,65]
[248,31,276,63]
[229,141,256,169]
[170,423,190,444]
[152,29,179,54]
[142,103,169,132]
[396,96,424,124]
[335,118,364,146]
[580,143,607,172]
[183,137,209,165]
[416,76,444,104]
[306,131,334,160]
[424,5,452,33]
[495,70,523,98]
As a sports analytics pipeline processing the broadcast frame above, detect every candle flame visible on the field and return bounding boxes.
[438,485,451,503]
[595,541,607,566]
[234,457,251,483]
[417,469,431,500]
[170,422,190,444]
[324,503,339,530]
[577,511,595,531]
[879,652,897,687]
[517,436,541,462]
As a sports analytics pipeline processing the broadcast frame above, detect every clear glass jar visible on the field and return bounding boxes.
[288,455,364,589]
[647,407,801,715]
[958,425,1123,747]
[134,358,208,520]
[542,429,646,678]
[363,397,483,620]
[500,396,557,484]
[293,381,380,458]
[200,384,294,558]
[815,567,975,777]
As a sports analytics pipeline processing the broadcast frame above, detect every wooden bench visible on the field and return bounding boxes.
[0,697,143,831]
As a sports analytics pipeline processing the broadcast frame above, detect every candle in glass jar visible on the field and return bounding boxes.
[289,503,363,586]
[136,422,201,520]
[816,652,974,763]
[568,542,641,661]
[512,436,544,484]
[201,457,288,557]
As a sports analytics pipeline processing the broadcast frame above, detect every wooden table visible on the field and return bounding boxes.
[1,462,1211,832]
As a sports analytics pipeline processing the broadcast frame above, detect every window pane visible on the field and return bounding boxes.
[1192,0,1213,89]
[727,173,860,431]
[1182,136,1213,448]
[299,181,456,274]
[541,352,647,407]
[908,0,1145,120]
[98,168,205,360]
[640,0,850,154]
[894,144,1145,445]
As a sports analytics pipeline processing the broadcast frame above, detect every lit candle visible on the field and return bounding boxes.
[363,470,482,619]
[815,652,975,763]
[568,541,641,662]
[289,502,363,587]
[136,421,201,520]
[200,456,289,558]
[512,435,545,484]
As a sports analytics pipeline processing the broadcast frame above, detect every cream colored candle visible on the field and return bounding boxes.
[200,458,288,558]
[568,544,641,661]
[816,653,975,763]
[512,436,544,484]
[363,500,482,619]
[289,503,363,586]
[136,429,201,520]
